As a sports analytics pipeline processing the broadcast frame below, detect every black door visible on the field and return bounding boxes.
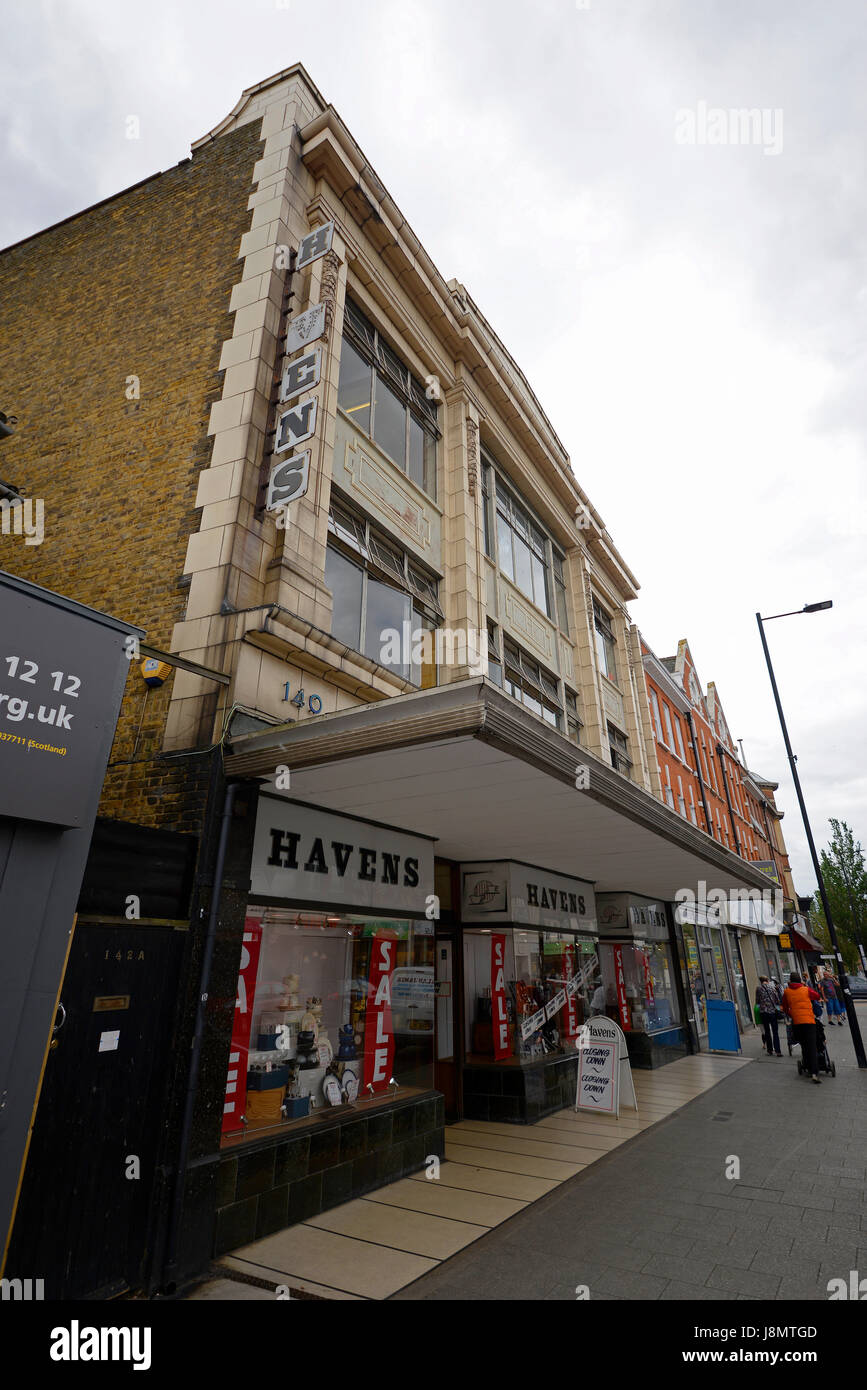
[7,922,185,1299]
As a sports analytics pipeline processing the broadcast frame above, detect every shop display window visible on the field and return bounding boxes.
[463,928,600,1063]
[598,939,682,1035]
[221,909,435,1146]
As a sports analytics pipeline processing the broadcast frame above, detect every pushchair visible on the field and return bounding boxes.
[795,1002,836,1077]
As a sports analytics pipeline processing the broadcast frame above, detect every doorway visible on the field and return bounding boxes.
[6,921,185,1299]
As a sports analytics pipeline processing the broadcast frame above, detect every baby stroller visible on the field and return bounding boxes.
[796,999,836,1077]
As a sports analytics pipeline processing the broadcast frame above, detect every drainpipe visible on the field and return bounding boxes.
[716,744,742,856]
[685,710,712,837]
[162,779,238,1285]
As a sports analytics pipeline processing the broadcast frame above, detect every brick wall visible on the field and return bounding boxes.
[0,121,263,832]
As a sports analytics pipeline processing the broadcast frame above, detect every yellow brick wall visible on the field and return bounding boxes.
[0,122,263,831]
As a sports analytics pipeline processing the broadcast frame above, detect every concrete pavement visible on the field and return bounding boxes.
[393,1004,867,1301]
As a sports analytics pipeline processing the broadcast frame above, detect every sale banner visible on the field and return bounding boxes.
[222,914,263,1133]
[641,948,655,1005]
[612,944,632,1032]
[363,929,398,1092]
[561,942,579,1044]
[491,933,510,1059]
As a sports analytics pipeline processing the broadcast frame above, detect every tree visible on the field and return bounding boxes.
[807,819,867,976]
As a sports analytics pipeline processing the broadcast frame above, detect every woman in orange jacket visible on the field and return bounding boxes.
[781,973,823,1083]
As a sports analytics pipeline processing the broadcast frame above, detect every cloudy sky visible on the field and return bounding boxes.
[4,0,865,893]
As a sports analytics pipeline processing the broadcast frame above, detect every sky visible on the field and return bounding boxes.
[3,0,865,896]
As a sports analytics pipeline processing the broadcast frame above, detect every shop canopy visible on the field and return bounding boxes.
[788,925,825,954]
[225,678,779,902]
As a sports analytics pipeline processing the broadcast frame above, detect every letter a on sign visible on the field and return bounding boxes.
[491,933,510,1059]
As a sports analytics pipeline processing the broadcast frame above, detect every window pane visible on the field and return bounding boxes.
[513,535,533,598]
[555,580,569,634]
[523,689,542,718]
[531,552,550,615]
[364,576,412,675]
[497,514,514,579]
[373,374,407,467]
[325,545,363,650]
[408,414,436,498]
[337,340,371,433]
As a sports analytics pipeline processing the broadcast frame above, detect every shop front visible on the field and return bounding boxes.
[459,861,600,1121]
[595,894,690,1068]
[213,796,444,1255]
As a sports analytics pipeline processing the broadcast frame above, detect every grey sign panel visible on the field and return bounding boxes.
[296,222,335,270]
[285,303,326,354]
[275,396,318,453]
[279,347,322,404]
[266,450,311,511]
[0,580,140,828]
[251,797,435,915]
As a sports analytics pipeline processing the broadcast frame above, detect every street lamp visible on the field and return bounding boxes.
[756,602,867,1068]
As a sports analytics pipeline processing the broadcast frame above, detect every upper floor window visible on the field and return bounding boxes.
[661,701,675,750]
[593,600,617,684]
[607,721,631,776]
[649,688,664,743]
[337,298,438,499]
[481,451,570,636]
[325,493,442,687]
[672,715,686,762]
[502,636,564,730]
[496,483,551,616]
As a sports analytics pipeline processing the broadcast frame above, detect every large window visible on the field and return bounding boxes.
[607,721,631,776]
[481,451,570,636]
[325,494,441,686]
[503,636,564,731]
[593,600,617,684]
[337,298,438,498]
[463,927,600,1063]
[222,910,435,1145]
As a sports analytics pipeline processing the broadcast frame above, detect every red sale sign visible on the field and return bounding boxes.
[612,944,632,1032]
[561,942,579,1043]
[642,948,655,1005]
[222,914,263,1133]
[491,933,510,1059]
[363,930,398,1092]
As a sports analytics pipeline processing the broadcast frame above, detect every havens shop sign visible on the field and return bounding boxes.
[461,861,596,932]
[251,796,435,914]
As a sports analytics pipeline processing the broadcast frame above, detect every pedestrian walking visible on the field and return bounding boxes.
[821,972,845,1025]
[755,975,783,1056]
[781,972,823,1083]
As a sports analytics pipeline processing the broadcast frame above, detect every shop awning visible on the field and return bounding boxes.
[224,679,780,902]
[788,926,824,953]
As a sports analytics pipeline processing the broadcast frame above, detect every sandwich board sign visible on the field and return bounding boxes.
[574,1015,638,1118]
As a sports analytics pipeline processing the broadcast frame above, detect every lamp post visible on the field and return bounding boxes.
[756,602,867,1068]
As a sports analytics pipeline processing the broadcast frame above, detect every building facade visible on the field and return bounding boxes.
[1,63,786,1298]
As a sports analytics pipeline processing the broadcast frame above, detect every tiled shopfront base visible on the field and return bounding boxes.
[213,1093,444,1255]
[463,1055,584,1124]
[464,1033,690,1125]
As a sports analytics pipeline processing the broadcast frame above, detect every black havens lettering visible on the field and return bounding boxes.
[382,852,400,885]
[331,842,354,876]
[569,893,578,913]
[559,891,568,911]
[526,882,539,906]
[268,828,300,868]
[578,895,585,914]
[304,837,328,874]
[359,848,377,881]
[403,857,419,888]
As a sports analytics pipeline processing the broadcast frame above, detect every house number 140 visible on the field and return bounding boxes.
[281,683,322,714]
